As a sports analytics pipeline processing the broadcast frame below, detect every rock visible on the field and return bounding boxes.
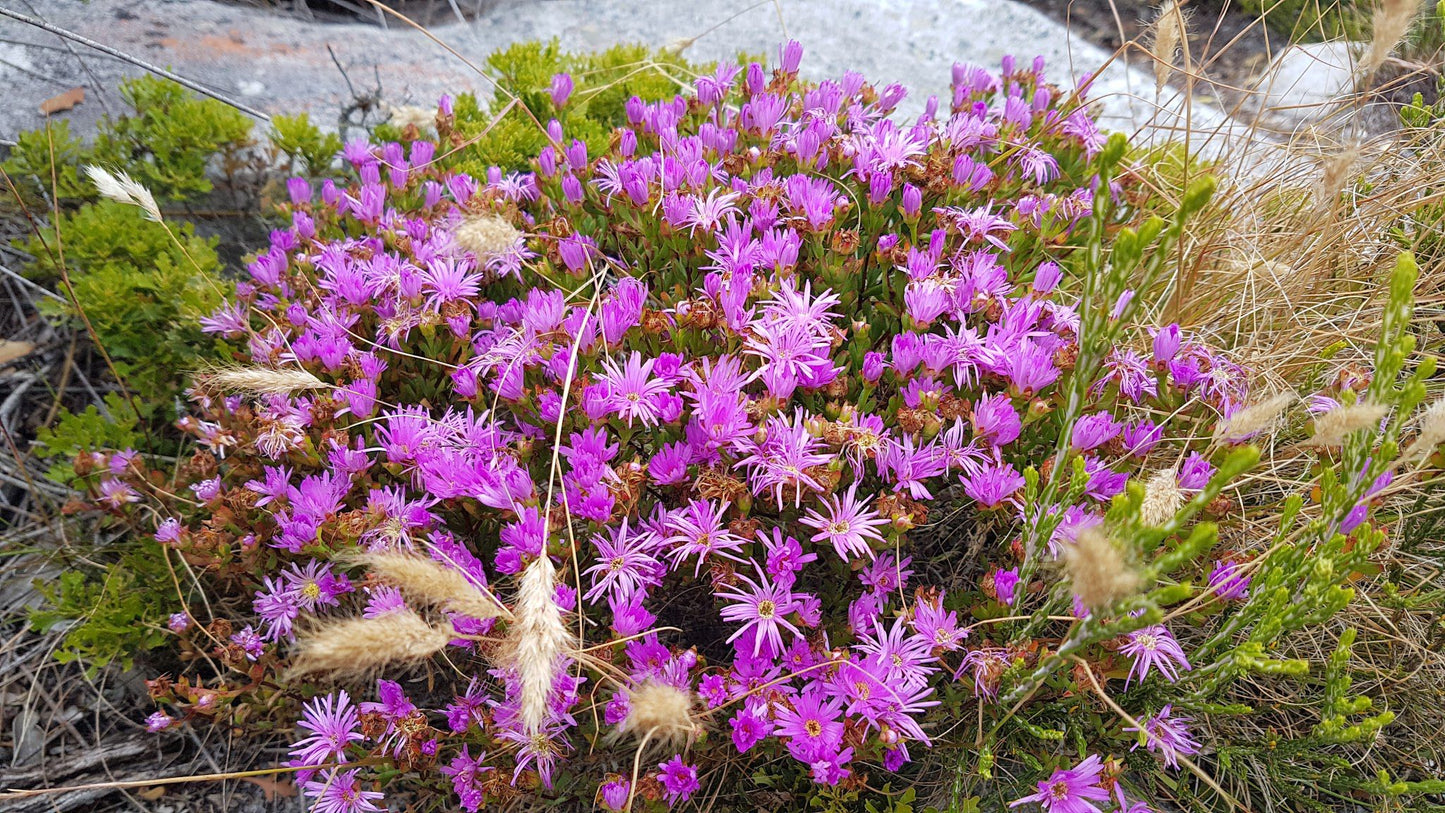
[0,0,1243,151]
[1252,40,1362,131]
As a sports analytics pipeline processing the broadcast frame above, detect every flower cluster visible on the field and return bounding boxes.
[76,39,1420,813]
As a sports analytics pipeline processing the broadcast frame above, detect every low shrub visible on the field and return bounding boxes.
[38,41,1445,813]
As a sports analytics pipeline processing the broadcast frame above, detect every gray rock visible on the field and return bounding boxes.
[0,0,1242,150]
[1251,40,1362,132]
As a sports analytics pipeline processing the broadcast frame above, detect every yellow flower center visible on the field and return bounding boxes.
[757,600,776,619]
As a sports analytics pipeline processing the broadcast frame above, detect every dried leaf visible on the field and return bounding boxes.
[137,786,166,801]
[241,775,297,801]
[0,341,35,366]
[40,87,85,115]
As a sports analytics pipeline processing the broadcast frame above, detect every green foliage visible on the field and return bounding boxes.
[270,112,343,174]
[33,393,140,483]
[28,540,177,676]
[2,119,95,201]
[27,200,229,407]
[385,40,714,176]
[4,76,243,441]
[1235,0,1444,53]
[93,75,252,201]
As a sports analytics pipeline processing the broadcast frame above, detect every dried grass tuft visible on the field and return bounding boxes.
[453,214,523,261]
[287,609,452,679]
[1308,402,1389,447]
[1140,468,1184,527]
[503,555,569,734]
[1360,0,1419,80]
[356,551,510,621]
[1062,528,1140,612]
[195,365,327,396]
[84,165,161,222]
[1149,1,1189,90]
[1215,392,1296,443]
[617,681,699,749]
[1404,397,1445,460]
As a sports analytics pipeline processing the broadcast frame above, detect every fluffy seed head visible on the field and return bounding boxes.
[1063,528,1141,612]
[84,165,161,222]
[287,609,452,679]
[504,555,570,734]
[1361,0,1419,79]
[357,551,510,622]
[196,365,327,396]
[618,681,699,748]
[1140,468,1184,527]
[1404,397,1445,460]
[1215,392,1295,443]
[388,104,436,134]
[454,214,523,261]
[1149,1,1188,90]
[1309,402,1389,447]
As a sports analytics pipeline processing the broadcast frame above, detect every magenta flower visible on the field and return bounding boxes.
[597,352,672,428]
[1125,704,1201,769]
[729,705,773,753]
[799,483,890,561]
[717,561,802,658]
[972,391,1022,446]
[775,689,845,763]
[993,567,1021,606]
[145,711,173,732]
[1208,559,1251,601]
[1009,754,1110,813]
[290,690,364,776]
[657,754,700,805]
[301,768,385,813]
[1069,411,1121,452]
[665,498,747,576]
[583,517,662,605]
[1121,623,1192,686]
[962,461,1026,508]
[733,410,833,509]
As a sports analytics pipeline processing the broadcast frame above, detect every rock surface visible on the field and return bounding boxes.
[0,0,1238,148]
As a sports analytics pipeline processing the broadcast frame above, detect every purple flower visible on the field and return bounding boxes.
[716,561,802,658]
[597,352,672,428]
[230,626,264,661]
[775,690,845,763]
[1125,704,1201,769]
[1208,559,1250,601]
[993,567,1021,606]
[800,483,890,562]
[290,691,364,777]
[1121,623,1192,686]
[145,711,174,732]
[441,746,492,812]
[972,392,1022,446]
[1069,412,1121,452]
[665,498,747,576]
[583,518,662,605]
[1009,754,1110,813]
[167,612,192,633]
[599,776,631,811]
[729,706,773,753]
[301,769,385,813]
[657,755,699,805]
[548,72,574,107]
[963,461,1026,508]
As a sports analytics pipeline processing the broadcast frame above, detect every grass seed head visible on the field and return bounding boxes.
[287,609,452,680]
[1063,528,1141,612]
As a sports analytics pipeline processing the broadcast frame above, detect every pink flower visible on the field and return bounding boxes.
[716,561,802,658]
[1009,754,1110,813]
